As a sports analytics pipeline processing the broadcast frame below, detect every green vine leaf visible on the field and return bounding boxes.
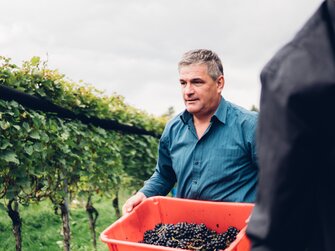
[0,120,10,130]
[24,146,34,156]
[30,56,40,67]
[0,151,20,164]
[29,130,41,140]
[0,140,12,150]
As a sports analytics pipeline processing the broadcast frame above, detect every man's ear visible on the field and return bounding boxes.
[217,75,224,93]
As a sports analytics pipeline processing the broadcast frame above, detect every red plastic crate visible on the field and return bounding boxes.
[100,196,254,251]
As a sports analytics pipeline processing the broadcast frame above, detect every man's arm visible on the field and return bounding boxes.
[139,136,176,197]
[122,135,176,214]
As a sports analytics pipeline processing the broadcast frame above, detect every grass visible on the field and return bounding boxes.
[0,194,128,251]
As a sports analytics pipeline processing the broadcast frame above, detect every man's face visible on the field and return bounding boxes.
[179,64,224,118]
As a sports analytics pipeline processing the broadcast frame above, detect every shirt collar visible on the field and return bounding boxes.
[180,97,228,124]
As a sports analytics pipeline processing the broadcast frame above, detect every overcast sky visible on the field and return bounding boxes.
[0,0,324,116]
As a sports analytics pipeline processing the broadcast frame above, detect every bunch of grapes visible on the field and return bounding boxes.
[139,222,240,250]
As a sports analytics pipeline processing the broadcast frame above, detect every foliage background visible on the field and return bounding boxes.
[0,56,169,250]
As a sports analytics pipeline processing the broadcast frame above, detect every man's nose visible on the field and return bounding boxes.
[184,83,194,95]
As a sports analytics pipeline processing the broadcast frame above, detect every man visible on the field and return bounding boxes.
[246,1,335,250]
[122,49,258,214]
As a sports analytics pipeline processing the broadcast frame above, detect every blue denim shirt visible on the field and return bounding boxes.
[140,97,258,202]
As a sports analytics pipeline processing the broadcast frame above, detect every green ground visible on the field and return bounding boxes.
[0,195,125,251]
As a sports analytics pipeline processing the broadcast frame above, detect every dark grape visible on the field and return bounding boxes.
[139,222,240,250]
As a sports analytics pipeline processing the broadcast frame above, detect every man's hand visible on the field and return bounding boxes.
[122,192,147,215]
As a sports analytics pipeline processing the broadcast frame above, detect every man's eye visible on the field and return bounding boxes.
[193,82,203,87]
[180,82,186,86]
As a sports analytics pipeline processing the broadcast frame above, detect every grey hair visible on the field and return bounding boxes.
[178,49,224,80]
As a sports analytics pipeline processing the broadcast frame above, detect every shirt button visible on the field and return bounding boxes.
[193,180,197,184]
[194,161,199,165]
